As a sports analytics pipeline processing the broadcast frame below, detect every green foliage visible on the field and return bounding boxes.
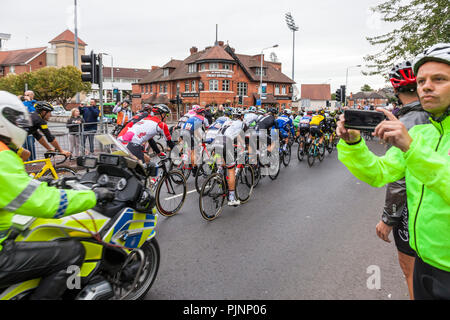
[0,66,91,107]
[364,0,450,77]
[361,84,374,92]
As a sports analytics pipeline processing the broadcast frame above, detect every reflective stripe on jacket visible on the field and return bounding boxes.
[0,142,97,250]
[337,115,450,271]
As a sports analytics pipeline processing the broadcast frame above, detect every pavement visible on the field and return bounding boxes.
[142,139,410,300]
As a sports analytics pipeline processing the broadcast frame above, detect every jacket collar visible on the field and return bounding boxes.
[429,111,450,134]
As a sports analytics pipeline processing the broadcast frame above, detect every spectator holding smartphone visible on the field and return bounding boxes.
[336,43,450,299]
[79,100,100,155]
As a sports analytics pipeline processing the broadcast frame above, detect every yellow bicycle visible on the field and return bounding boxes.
[25,152,77,180]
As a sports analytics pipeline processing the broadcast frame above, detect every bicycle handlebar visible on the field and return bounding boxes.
[44,152,69,165]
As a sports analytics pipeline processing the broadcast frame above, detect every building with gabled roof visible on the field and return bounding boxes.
[132,41,295,115]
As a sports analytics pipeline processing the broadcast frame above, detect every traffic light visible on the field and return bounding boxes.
[335,89,342,102]
[238,95,243,105]
[341,85,347,105]
[81,51,99,84]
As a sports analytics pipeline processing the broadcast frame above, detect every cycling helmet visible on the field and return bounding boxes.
[0,91,32,148]
[152,104,170,115]
[196,107,206,114]
[192,105,201,112]
[224,108,233,117]
[283,109,292,116]
[389,61,417,91]
[232,110,243,118]
[413,43,450,75]
[268,107,278,115]
[34,101,54,113]
[248,106,257,113]
[142,104,152,112]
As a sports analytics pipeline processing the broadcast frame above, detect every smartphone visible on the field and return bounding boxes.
[344,110,386,131]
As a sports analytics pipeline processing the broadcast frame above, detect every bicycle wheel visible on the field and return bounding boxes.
[148,142,165,158]
[307,145,316,167]
[236,165,254,204]
[318,142,326,162]
[170,159,191,181]
[282,145,291,167]
[297,138,305,162]
[268,152,281,180]
[199,173,226,221]
[155,170,187,217]
[44,167,77,179]
[252,164,261,188]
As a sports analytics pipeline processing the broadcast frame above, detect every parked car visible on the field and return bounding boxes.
[52,105,71,117]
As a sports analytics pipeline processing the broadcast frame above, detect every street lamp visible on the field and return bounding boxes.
[74,0,80,103]
[260,44,279,105]
[102,53,115,101]
[345,65,362,106]
[285,12,299,82]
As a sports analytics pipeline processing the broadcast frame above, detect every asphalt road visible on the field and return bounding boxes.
[145,139,410,300]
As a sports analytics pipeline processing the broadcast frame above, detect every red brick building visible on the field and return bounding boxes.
[347,91,389,108]
[132,41,295,115]
[0,47,47,77]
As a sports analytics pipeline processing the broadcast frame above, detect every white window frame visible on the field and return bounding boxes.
[275,84,280,95]
[163,69,169,77]
[210,62,219,70]
[191,80,196,92]
[237,82,248,96]
[282,85,286,95]
[185,81,190,92]
[223,63,231,70]
[188,64,197,73]
[222,80,230,92]
[209,79,219,91]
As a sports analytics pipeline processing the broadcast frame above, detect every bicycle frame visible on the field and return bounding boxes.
[25,158,59,179]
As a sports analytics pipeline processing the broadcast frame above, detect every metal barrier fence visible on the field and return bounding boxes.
[23,122,113,161]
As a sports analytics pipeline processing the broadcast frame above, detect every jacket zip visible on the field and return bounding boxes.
[413,122,444,258]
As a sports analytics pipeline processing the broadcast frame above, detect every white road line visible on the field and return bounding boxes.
[164,189,197,201]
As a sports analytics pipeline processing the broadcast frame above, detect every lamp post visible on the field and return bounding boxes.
[345,65,361,106]
[74,0,80,103]
[102,53,114,101]
[260,44,278,106]
[285,12,299,82]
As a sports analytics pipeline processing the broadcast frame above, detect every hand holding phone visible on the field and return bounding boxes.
[344,109,386,131]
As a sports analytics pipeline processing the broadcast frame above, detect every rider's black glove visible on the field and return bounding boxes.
[94,187,115,204]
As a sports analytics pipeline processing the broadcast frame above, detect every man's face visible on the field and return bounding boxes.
[90,101,96,107]
[417,61,450,115]
[43,111,52,121]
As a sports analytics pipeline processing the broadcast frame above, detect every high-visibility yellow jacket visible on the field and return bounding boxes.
[0,141,97,250]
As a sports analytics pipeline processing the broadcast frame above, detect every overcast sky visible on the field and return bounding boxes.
[2,0,398,94]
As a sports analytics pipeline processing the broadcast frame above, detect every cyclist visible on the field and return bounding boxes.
[205,112,230,144]
[309,110,326,145]
[337,43,450,300]
[26,101,71,158]
[276,109,295,151]
[374,60,430,300]
[119,104,175,163]
[255,107,279,153]
[214,110,248,206]
[0,90,114,300]
[181,107,210,176]
[243,106,259,128]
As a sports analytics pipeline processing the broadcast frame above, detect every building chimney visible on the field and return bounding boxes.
[190,46,198,55]
[151,66,159,71]
[218,41,224,47]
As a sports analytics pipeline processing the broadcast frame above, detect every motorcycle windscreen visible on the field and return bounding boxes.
[95,134,132,157]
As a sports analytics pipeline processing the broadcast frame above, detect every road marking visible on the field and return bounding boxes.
[164,189,196,201]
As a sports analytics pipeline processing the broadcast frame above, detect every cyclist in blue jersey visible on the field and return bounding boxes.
[276,109,295,151]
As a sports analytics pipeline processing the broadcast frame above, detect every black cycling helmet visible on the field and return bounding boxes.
[34,101,54,113]
[268,107,278,115]
[152,104,170,116]
[142,104,152,112]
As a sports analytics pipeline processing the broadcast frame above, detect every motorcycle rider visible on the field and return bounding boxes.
[0,91,114,300]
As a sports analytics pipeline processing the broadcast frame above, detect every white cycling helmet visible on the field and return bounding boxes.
[413,43,450,75]
[192,105,201,112]
[0,91,32,148]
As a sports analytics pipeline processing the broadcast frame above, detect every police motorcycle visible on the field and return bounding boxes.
[1,135,160,300]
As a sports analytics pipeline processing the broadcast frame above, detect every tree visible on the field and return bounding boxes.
[364,0,450,76]
[361,84,374,92]
[32,66,91,107]
[0,66,91,108]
